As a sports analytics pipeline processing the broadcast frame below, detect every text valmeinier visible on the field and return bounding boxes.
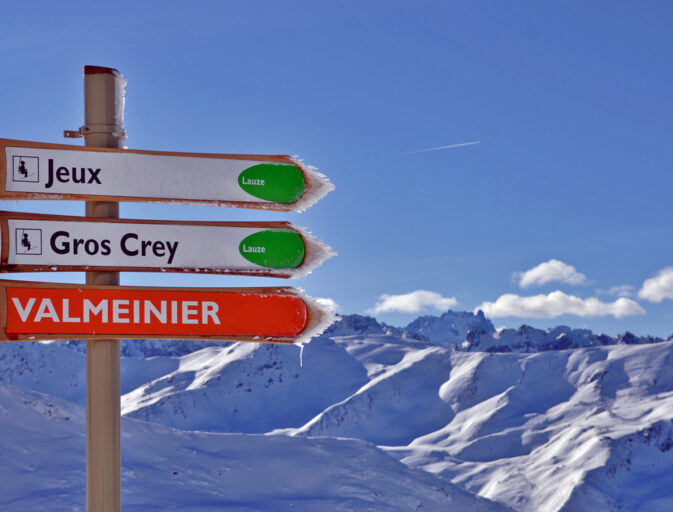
[5,287,308,338]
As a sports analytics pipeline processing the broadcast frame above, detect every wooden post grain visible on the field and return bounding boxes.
[83,65,125,512]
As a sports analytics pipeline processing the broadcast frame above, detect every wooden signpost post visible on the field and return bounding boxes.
[1,65,334,512]
[81,66,124,512]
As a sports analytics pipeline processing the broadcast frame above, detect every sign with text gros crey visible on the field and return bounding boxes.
[1,139,333,211]
[0,212,333,278]
[0,281,329,344]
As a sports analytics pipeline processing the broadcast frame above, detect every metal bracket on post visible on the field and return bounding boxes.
[64,124,127,140]
[64,128,84,139]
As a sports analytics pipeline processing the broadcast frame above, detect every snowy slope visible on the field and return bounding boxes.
[0,383,85,511]
[2,311,673,511]
[292,346,455,445]
[386,341,673,511]
[120,317,444,436]
[0,383,506,511]
[121,338,369,433]
[560,420,673,511]
[0,341,86,403]
[0,341,183,402]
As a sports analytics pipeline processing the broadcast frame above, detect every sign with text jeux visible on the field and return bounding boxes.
[0,211,333,278]
[0,139,333,211]
[0,280,330,344]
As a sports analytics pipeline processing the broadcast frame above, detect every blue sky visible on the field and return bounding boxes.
[1,1,673,336]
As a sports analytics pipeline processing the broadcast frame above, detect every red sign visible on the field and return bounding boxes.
[0,280,328,344]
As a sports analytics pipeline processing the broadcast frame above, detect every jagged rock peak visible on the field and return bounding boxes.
[403,309,496,346]
[324,314,386,336]
[459,324,665,353]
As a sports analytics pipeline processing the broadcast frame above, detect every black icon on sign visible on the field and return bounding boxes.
[15,228,42,255]
[12,156,39,183]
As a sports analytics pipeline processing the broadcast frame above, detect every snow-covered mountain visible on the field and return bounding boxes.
[404,309,496,345]
[460,323,667,353]
[389,340,673,511]
[121,338,369,433]
[0,382,503,511]
[2,310,673,511]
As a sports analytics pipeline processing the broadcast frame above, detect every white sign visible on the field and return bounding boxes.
[0,213,333,278]
[1,139,333,212]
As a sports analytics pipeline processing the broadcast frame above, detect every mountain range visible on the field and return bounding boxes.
[1,309,672,511]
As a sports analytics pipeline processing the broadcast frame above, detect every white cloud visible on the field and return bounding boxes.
[369,290,458,315]
[475,291,645,319]
[599,284,635,298]
[515,259,587,288]
[638,267,673,303]
[315,297,339,312]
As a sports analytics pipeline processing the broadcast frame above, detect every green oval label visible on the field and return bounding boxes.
[238,163,306,204]
[239,230,306,269]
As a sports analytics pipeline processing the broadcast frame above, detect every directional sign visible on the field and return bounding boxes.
[0,280,332,343]
[0,138,333,211]
[0,211,333,277]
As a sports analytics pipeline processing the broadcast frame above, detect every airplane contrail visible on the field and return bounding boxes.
[405,140,481,154]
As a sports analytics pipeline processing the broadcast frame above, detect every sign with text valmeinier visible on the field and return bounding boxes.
[0,280,331,344]
[0,139,333,211]
[0,211,333,278]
